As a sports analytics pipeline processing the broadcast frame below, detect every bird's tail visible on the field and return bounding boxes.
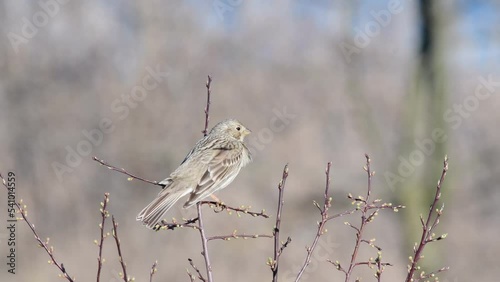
[136,185,190,229]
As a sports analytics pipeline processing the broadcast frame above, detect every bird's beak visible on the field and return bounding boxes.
[242,128,251,136]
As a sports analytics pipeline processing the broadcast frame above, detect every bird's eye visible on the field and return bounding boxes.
[236,126,241,131]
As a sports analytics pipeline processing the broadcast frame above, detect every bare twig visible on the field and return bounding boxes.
[0,173,75,282]
[111,216,130,282]
[415,266,450,281]
[187,272,196,282]
[96,193,110,282]
[155,201,268,231]
[93,156,163,187]
[199,200,269,218]
[208,231,273,241]
[375,253,392,282]
[343,155,374,282]
[327,155,402,281]
[346,260,392,268]
[149,261,158,282]
[295,162,333,282]
[333,255,393,281]
[196,203,213,282]
[270,164,290,282]
[188,258,207,282]
[326,208,357,221]
[157,217,200,231]
[202,75,212,136]
[405,156,449,282]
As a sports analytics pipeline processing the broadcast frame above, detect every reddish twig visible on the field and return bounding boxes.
[375,252,392,282]
[405,156,449,282]
[414,266,450,281]
[207,231,273,241]
[199,200,269,218]
[295,162,333,281]
[93,156,163,187]
[343,155,374,281]
[149,261,158,282]
[196,203,213,282]
[270,164,290,282]
[326,208,358,221]
[0,173,75,282]
[157,217,200,231]
[202,75,212,136]
[111,216,130,282]
[327,155,402,281]
[96,193,110,282]
[155,201,268,231]
[359,241,392,280]
[188,258,207,282]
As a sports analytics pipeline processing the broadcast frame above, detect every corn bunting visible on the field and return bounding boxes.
[137,119,252,229]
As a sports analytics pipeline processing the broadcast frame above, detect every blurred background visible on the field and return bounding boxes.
[1,0,499,281]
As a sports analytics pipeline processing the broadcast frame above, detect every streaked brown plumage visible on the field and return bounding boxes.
[137,119,252,229]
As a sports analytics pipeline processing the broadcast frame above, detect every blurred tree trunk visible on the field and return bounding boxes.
[397,0,449,270]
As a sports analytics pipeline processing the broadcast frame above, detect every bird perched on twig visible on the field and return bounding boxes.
[137,119,252,229]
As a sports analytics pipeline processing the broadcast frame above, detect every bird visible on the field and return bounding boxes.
[137,119,252,229]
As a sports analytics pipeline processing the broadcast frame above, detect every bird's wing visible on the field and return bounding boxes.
[180,140,202,165]
[186,146,244,205]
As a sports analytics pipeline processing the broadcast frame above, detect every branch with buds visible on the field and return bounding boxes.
[0,173,75,282]
[405,156,450,282]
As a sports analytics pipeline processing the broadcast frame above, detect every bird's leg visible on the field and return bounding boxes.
[210,194,222,204]
[208,194,226,213]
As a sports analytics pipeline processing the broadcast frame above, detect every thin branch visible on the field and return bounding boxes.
[199,200,269,218]
[328,155,405,280]
[327,259,347,274]
[96,193,110,282]
[188,258,207,282]
[196,203,213,282]
[295,162,332,282]
[326,208,358,221]
[375,254,389,282]
[353,243,393,281]
[149,261,158,282]
[0,173,75,282]
[187,272,196,282]
[155,200,269,231]
[208,232,273,241]
[270,164,290,282]
[344,154,374,282]
[112,216,130,282]
[157,217,200,231]
[415,266,450,282]
[354,261,392,267]
[202,75,212,137]
[405,156,449,282]
[93,156,163,187]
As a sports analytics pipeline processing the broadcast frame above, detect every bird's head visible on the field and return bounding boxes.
[211,119,251,141]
